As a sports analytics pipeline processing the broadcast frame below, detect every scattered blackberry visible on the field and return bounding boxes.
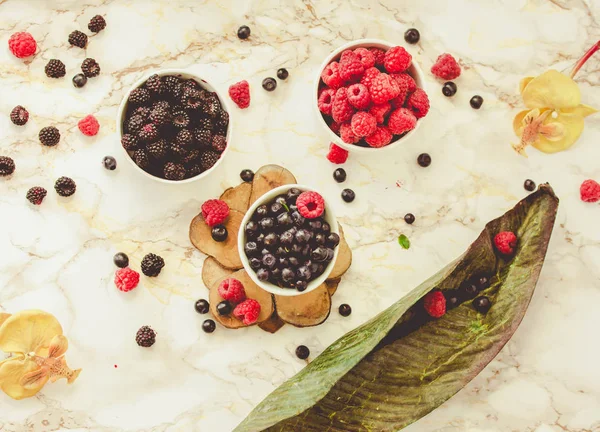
[147,140,168,160]
[262,77,277,91]
[171,109,190,129]
[237,25,251,39]
[133,149,150,169]
[121,133,139,150]
[194,128,212,147]
[197,117,213,131]
[141,253,165,277]
[113,252,129,268]
[199,150,220,170]
[214,110,229,133]
[26,186,47,205]
[203,96,220,118]
[181,88,204,110]
[39,126,60,146]
[404,28,420,44]
[277,68,289,80]
[149,105,171,125]
[10,105,29,126]
[81,58,100,78]
[145,74,163,95]
[240,169,254,182]
[88,15,106,33]
[102,156,117,170]
[45,59,66,78]
[68,30,88,48]
[176,129,194,147]
[54,176,76,197]
[181,148,200,164]
[128,88,151,105]
[0,156,15,176]
[162,75,182,100]
[164,162,186,180]
[72,73,87,88]
[135,326,156,348]
[187,164,203,178]
[211,135,227,153]
[202,319,216,333]
[134,107,151,121]
[138,124,158,143]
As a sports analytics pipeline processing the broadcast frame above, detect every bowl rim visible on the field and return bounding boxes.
[237,184,340,297]
[116,68,232,184]
[313,38,427,154]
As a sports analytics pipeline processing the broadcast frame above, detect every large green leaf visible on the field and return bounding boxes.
[235,184,559,432]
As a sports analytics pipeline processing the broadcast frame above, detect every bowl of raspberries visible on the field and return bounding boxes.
[117,69,231,183]
[315,39,428,152]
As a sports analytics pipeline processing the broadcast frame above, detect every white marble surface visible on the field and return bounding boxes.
[1,0,600,431]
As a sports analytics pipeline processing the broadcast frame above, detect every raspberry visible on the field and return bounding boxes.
[339,55,364,83]
[339,122,358,144]
[331,88,355,124]
[339,50,357,63]
[424,290,446,318]
[494,231,518,255]
[365,125,393,148]
[318,88,336,115]
[78,115,100,136]
[431,53,461,80]
[26,186,47,205]
[368,73,400,104]
[329,121,340,134]
[369,102,391,124]
[369,47,385,66]
[326,143,349,164]
[388,108,417,135]
[406,88,430,118]
[353,47,376,69]
[321,62,343,89]
[297,191,325,219]
[389,74,416,108]
[10,106,29,126]
[233,299,261,325]
[228,80,250,109]
[580,179,600,203]
[8,32,37,58]
[201,199,230,226]
[360,67,381,89]
[114,267,140,292]
[351,111,377,137]
[218,278,247,304]
[346,84,371,110]
[384,46,412,73]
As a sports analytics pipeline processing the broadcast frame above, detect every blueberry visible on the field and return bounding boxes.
[338,304,352,317]
[256,268,269,281]
[404,28,420,44]
[445,290,461,309]
[291,243,303,255]
[308,220,322,231]
[282,267,295,283]
[291,211,305,226]
[295,280,307,292]
[295,345,310,359]
[470,95,484,109]
[103,156,117,171]
[202,319,216,333]
[473,296,491,313]
[442,82,457,97]
[240,169,254,182]
[297,265,312,282]
[237,25,251,39]
[276,212,293,227]
[314,233,326,245]
[279,257,290,268]
[195,299,209,314]
[217,300,232,316]
[463,282,478,296]
[211,225,228,242]
[326,233,340,248]
[275,195,288,207]
[476,275,490,290]
[321,222,331,234]
[280,231,294,245]
[417,153,431,167]
[404,213,415,224]
[286,188,301,202]
[113,252,129,268]
[275,246,288,256]
[324,248,335,261]
[271,267,282,279]
[72,73,87,88]
[301,244,311,257]
[245,221,259,238]
[259,217,275,230]
[249,257,261,269]
[295,229,312,244]
[341,189,355,203]
[524,179,536,192]
[277,68,289,80]
[262,77,277,91]
[263,233,278,248]
[311,247,328,262]
[244,241,259,256]
[333,168,347,183]
[288,256,300,267]
[256,205,269,219]
[270,202,284,215]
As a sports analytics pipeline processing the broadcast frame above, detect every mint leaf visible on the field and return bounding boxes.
[398,234,410,249]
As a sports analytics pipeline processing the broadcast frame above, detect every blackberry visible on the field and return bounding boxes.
[121,133,139,150]
[138,123,158,143]
[176,129,194,147]
[214,110,229,133]
[133,149,150,169]
[164,162,186,180]
[199,150,220,170]
[183,79,200,91]
[0,156,15,177]
[211,135,227,153]
[126,115,144,134]
[54,176,76,197]
[181,148,200,164]
[68,30,88,48]
[194,128,212,147]
[135,326,156,348]
[197,117,213,131]
[277,68,289,80]
[147,139,168,160]
[203,96,220,118]
[186,163,203,178]
[162,75,182,100]
[45,59,66,78]
[72,73,87,88]
[128,88,151,105]
[10,105,29,126]
[102,156,117,170]
[141,253,165,277]
[88,15,106,33]
[171,109,190,129]
[133,106,151,120]
[81,58,100,78]
[26,186,47,205]
[152,100,170,112]
[237,25,251,39]
[145,74,163,95]
[39,126,60,146]
[181,88,204,110]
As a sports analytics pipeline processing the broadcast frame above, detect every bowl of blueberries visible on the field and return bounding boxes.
[238,185,340,296]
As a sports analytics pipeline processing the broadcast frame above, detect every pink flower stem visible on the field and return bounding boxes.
[570,40,600,78]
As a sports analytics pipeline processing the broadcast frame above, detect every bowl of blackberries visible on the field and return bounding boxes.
[238,185,340,296]
[117,69,231,183]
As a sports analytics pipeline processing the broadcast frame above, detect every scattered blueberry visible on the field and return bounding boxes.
[195,299,209,314]
[113,252,129,268]
[524,179,536,192]
[211,225,228,242]
[473,296,491,314]
[339,304,352,317]
[417,153,431,167]
[295,345,310,359]
[442,82,457,97]
[404,213,415,224]
[262,77,277,91]
[72,73,87,88]
[217,300,232,316]
[341,189,355,203]
[103,156,117,171]
[277,68,289,80]
[470,95,484,109]
[404,28,420,44]
[240,169,254,182]
[333,168,346,183]
[202,319,216,333]
[237,25,251,39]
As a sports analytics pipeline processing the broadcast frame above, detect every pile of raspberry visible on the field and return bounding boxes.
[318,46,430,148]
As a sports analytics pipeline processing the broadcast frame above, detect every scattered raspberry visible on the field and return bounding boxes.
[338,56,364,83]
[351,111,377,137]
[297,191,325,219]
[431,53,461,80]
[388,108,417,135]
[114,267,140,292]
[424,290,446,318]
[360,67,380,89]
[321,61,343,89]
[494,231,518,255]
[407,88,430,118]
[365,125,393,148]
[326,143,349,164]
[353,47,376,69]
[339,122,358,144]
[384,46,412,73]
[318,88,336,115]
[218,278,247,304]
[368,73,400,104]
[331,87,355,124]
[201,199,230,227]
[8,32,37,58]
[346,83,371,110]
[369,102,391,124]
[368,47,386,66]
[228,80,250,109]
[233,299,261,325]
[78,115,100,136]
[580,179,600,203]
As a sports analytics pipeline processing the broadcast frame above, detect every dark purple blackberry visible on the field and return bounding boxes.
[0,156,15,177]
[181,88,204,110]
[133,106,151,119]
[193,128,212,147]
[88,15,106,33]
[26,186,47,205]
[138,124,158,143]
[126,114,144,134]
[133,149,150,169]
[39,126,60,146]
[81,58,100,78]
[214,110,229,133]
[146,139,168,160]
[170,142,189,159]
[54,176,76,197]
[171,109,190,129]
[121,133,139,150]
[68,30,87,48]
[182,79,200,91]
[181,148,200,164]
[128,88,151,105]
[10,106,29,126]
[135,326,156,348]
[199,150,220,170]
[162,75,182,100]
[45,59,66,78]
[141,253,165,277]
[197,117,213,131]
[203,96,220,118]
[211,135,227,153]
[145,74,163,94]
[152,100,170,112]
[176,129,194,147]
[187,163,203,178]
[164,162,186,180]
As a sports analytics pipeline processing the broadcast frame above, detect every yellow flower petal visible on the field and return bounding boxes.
[0,357,46,400]
[0,313,10,328]
[532,111,585,153]
[519,77,535,95]
[513,109,531,135]
[522,70,581,109]
[562,104,598,118]
[0,310,63,356]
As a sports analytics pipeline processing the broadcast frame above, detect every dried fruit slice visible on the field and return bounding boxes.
[325,278,341,297]
[202,256,234,289]
[190,210,244,269]
[0,313,11,327]
[329,225,352,279]
[0,310,63,356]
[258,312,285,334]
[220,182,252,214]
[249,165,297,206]
[0,357,45,400]
[274,283,331,327]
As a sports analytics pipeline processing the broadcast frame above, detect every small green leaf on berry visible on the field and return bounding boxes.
[398,234,410,249]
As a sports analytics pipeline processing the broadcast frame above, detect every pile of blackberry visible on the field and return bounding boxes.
[121,74,229,181]
[243,188,340,291]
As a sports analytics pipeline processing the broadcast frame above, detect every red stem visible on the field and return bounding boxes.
[570,40,600,78]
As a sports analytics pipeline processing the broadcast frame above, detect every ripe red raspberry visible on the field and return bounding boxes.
[365,125,392,148]
[228,80,250,109]
[351,111,377,137]
[326,143,349,164]
[201,199,230,226]
[339,57,364,83]
[431,53,461,80]
[360,67,380,89]
[339,122,358,144]
[388,108,417,135]
[389,73,417,108]
[369,102,391,124]
[384,46,412,73]
[406,88,430,118]
[8,32,37,58]
[339,50,358,63]
[331,87,355,123]
[321,62,343,89]
[318,88,336,115]
[494,231,518,255]
[353,47,376,68]
[218,278,246,304]
[424,290,446,318]
[580,179,600,203]
[368,73,400,104]
[233,299,261,325]
[114,267,140,292]
[297,191,325,219]
[369,47,385,66]
[329,121,341,134]
[78,115,100,136]
[346,83,371,110]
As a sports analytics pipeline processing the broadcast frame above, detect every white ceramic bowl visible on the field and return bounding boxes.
[116,69,232,184]
[314,38,426,154]
[238,185,340,297]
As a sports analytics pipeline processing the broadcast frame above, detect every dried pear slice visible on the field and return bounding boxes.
[202,257,234,290]
[249,165,297,206]
[258,311,286,334]
[329,225,352,279]
[0,310,63,356]
[274,284,332,327]
[220,182,252,214]
[209,270,274,329]
[0,357,46,400]
[190,210,244,270]
[325,279,340,296]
